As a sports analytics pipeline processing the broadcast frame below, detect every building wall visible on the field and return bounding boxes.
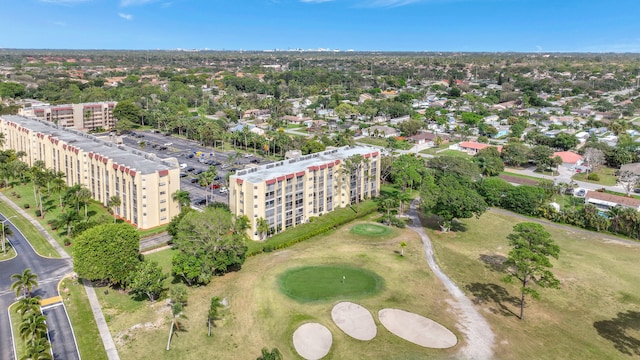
[24,102,117,131]
[230,151,380,240]
[0,118,179,229]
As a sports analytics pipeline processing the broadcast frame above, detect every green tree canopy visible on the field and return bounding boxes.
[171,208,247,285]
[421,174,487,232]
[502,222,560,320]
[129,260,167,302]
[73,223,141,286]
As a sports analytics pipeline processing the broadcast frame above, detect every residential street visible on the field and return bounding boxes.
[0,214,79,360]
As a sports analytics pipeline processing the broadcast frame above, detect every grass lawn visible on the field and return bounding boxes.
[278,265,384,302]
[426,210,640,359]
[8,303,25,360]
[419,147,441,155]
[60,278,108,360]
[436,149,471,158]
[97,222,459,360]
[0,200,60,258]
[572,167,618,186]
[501,171,545,183]
[0,244,17,261]
[350,223,394,237]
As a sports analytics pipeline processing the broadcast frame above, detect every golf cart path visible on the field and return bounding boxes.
[407,198,495,360]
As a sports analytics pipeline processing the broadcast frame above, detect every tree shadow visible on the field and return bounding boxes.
[465,282,520,317]
[593,311,640,356]
[450,220,468,232]
[479,254,507,272]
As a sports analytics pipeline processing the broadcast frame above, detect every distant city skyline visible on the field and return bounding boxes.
[3,0,640,53]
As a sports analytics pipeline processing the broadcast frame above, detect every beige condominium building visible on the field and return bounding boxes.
[230,146,381,240]
[19,101,117,131]
[0,115,179,230]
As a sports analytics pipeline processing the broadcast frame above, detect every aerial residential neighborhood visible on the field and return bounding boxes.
[1,1,640,359]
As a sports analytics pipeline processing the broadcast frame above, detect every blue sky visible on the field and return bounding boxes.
[3,0,640,52]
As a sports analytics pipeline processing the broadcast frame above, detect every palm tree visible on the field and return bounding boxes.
[108,195,121,223]
[172,190,191,212]
[50,172,67,210]
[19,313,48,343]
[341,154,368,213]
[608,206,623,233]
[400,241,407,257]
[256,217,269,241]
[207,296,223,337]
[257,347,283,360]
[11,269,39,298]
[23,336,53,360]
[16,296,42,319]
[166,285,188,351]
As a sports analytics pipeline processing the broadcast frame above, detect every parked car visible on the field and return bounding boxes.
[180,163,187,169]
[185,166,195,172]
[219,187,228,194]
[158,146,167,151]
[210,183,221,189]
[576,189,586,197]
[179,172,188,178]
[164,142,173,146]
[193,169,203,175]
[213,175,221,181]
[186,153,194,159]
[250,159,260,164]
[190,177,199,183]
[193,198,207,206]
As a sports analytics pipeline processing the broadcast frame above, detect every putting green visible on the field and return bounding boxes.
[350,223,393,237]
[278,265,384,302]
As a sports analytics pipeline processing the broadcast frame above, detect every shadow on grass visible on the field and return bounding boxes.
[419,214,468,232]
[479,254,507,272]
[593,311,640,356]
[465,282,519,317]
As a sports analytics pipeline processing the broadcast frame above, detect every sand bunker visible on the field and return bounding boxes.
[378,308,457,349]
[331,302,377,341]
[292,323,332,360]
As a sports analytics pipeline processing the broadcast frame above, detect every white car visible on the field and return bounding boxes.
[164,142,173,146]
[179,163,187,169]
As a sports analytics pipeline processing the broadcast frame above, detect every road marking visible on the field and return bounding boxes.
[40,296,62,307]
[41,302,64,311]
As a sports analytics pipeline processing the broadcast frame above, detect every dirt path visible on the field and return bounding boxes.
[407,199,495,360]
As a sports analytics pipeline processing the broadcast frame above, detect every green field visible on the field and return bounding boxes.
[572,166,618,186]
[278,265,384,302]
[427,210,640,359]
[8,303,25,360]
[350,223,394,237]
[97,222,456,360]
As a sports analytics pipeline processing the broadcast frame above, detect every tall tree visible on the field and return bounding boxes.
[11,269,39,298]
[341,154,368,213]
[108,195,121,223]
[128,260,167,302]
[73,223,141,287]
[421,174,487,232]
[172,189,191,212]
[502,223,560,320]
[256,217,269,241]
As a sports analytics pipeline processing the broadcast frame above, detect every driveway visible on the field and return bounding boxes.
[0,214,79,360]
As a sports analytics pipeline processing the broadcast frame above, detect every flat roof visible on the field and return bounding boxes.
[233,146,378,184]
[1,115,176,175]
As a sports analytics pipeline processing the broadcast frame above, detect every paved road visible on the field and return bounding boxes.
[407,199,495,360]
[0,214,79,360]
[43,304,80,360]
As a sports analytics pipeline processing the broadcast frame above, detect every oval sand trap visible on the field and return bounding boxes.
[292,323,332,360]
[331,302,377,340]
[378,308,457,349]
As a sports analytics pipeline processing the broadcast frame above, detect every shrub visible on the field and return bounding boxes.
[587,173,600,181]
[23,203,30,209]
[64,239,71,246]
[35,209,42,217]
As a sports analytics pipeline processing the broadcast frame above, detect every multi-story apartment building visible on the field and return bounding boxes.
[19,102,117,131]
[230,146,380,240]
[0,115,179,229]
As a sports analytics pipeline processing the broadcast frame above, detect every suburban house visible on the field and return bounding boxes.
[584,191,640,212]
[407,132,450,146]
[553,151,584,169]
[362,125,400,138]
[452,141,503,155]
[619,163,640,176]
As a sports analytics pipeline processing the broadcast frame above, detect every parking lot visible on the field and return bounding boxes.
[121,130,269,209]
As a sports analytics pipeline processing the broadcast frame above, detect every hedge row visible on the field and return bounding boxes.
[246,200,378,256]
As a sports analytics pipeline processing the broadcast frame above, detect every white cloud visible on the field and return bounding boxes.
[120,0,157,6]
[118,12,134,20]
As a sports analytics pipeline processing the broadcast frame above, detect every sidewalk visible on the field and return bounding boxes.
[83,279,120,360]
[0,192,70,259]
